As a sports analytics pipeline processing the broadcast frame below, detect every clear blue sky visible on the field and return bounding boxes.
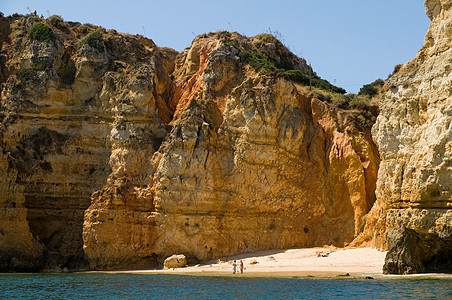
[2,0,429,93]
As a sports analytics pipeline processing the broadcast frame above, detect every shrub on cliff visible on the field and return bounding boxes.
[358,84,378,97]
[255,33,277,43]
[309,89,331,102]
[47,15,65,28]
[78,25,90,35]
[79,31,104,53]
[27,22,54,43]
[13,68,36,80]
[330,93,349,108]
[312,78,346,94]
[217,31,232,41]
[358,79,384,97]
[284,70,310,85]
[349,95,371,110]
[239,50,277,74]
[392,64,402,75]
[254,33,278,47]
[285,70,346,94]
[237,34,346,94]
[188,98,198,109]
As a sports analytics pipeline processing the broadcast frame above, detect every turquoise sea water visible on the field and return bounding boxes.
[0,273,451,299]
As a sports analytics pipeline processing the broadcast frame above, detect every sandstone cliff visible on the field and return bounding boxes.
[0,15,380,271]
[0,14,380,271]
[0,15,173,271]
[83,32,380,268]
[370,0,452,274]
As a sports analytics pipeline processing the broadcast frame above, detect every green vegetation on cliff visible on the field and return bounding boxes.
[237,47,346,94]
[27,22,54,43]
[358,79,384,96]
[238,50,277,74]
[284,70,346,94]
[79,31,104,52]
[223,32,346,94]
[13,68,35,80]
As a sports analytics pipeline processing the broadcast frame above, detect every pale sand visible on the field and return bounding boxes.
[101,247,390,278]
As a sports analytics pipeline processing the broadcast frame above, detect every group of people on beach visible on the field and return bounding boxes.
[232,260,244,274]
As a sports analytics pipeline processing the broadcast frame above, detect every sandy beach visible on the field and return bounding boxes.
[105,247,389,278]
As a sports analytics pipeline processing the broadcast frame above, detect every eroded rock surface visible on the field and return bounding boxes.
[1,15,380,271]
[83,32,379,269]
[370,0,452,274]
[0,15,173,271]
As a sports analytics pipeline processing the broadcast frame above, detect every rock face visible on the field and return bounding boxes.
[0,15,380,271]
[383,210,452,274]
[82,32,379,269]
[0,15,173,271]
[2,3,449,273]
[371,0,452,274]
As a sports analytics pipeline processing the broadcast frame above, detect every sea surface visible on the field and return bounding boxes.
[0,273,451,299]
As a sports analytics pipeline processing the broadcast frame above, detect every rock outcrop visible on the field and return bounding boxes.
[2,2,450,273]
[0,15,173,271]
[0,15,381,271]
[82,32,379,269]
[371,0,452,274]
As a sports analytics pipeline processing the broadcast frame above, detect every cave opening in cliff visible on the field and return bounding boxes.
[16,126,111,270]
[424,248,452,274]
[24,193,92,270]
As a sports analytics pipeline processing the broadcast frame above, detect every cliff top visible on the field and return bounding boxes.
[0,13,379,130]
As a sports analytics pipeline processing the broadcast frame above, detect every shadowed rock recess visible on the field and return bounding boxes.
[0,0,450,274]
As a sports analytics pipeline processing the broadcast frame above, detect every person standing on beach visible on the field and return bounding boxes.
[232,260,237,274]
[240,260,244,274]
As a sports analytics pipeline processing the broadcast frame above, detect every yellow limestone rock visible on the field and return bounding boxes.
[0,15,171,271]
[367,0,452,274]
[0,16,380,271]
[132,32,378,266]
